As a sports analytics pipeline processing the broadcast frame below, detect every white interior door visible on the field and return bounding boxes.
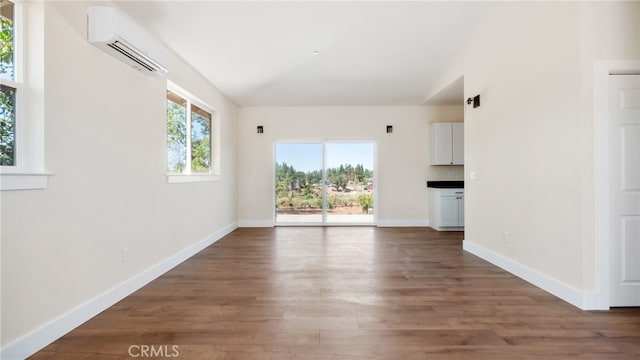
[609,74,640,307]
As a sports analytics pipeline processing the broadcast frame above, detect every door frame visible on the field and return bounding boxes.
[272,140,378,226]
[594,60,640,310]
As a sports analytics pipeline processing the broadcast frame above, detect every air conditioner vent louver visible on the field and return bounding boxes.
[88,6,168,75]
[106,41,165,73]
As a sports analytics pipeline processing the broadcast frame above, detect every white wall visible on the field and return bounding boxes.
[238,106,461,226]
[432,1,639,295]
[1,1,238,349]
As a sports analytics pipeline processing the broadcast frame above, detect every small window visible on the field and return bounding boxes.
[0,0,49,190]
[166,86,215,178]
[0,0,16,166]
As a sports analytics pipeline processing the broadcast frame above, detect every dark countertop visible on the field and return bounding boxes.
[427,181,464,189]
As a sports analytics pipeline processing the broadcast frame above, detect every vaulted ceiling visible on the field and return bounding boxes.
[118,1,486,106]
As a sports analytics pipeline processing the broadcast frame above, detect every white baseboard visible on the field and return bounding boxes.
[582,291,608,310]
[238,220,274,227]
[0,222,238,360]
[462,240,605,311]
[377,219,430,227]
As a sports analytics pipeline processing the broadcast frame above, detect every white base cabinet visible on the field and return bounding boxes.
[429,188,464,231]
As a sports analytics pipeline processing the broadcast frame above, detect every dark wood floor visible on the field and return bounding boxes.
[32,227,640,359]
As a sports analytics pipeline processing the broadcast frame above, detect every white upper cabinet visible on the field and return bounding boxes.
[430,122,464,165]
[430,123,453,165]
[452,123,464,165]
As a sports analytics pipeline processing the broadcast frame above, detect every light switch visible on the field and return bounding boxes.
[470,171,476,180]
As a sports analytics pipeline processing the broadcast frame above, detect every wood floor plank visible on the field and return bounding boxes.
[30,227,640,359]
[319,329,508,346]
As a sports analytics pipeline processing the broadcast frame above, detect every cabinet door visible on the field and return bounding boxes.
[457,196,465,226]
[452,123,464,165]
[430,123,453,165]
[440,196,459,226]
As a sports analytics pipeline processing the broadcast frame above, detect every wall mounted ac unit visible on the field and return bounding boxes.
[88,6,168,75]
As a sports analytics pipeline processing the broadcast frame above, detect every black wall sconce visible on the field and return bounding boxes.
[466,95,480,108]
[257,125,264,134]
[386,125,393,134]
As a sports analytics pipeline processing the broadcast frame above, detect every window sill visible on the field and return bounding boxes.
[0,171,52,190]
[167,173,220,184]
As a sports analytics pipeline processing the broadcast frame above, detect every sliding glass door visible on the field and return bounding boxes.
[325,143,374,224]
[275,143,324,224]
[274,142,374,225]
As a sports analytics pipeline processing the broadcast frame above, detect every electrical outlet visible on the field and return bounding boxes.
[503,231,509,244]
[447,171,454,179]
[122,247,129,263]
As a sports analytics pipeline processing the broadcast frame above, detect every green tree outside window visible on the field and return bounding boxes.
[0,3,16,166]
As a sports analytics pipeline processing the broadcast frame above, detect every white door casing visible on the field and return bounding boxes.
[609,73,640,307]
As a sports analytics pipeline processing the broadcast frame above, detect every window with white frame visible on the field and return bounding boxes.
[1,0,17,166]
[166,86,217,179]
[0,0,48,190]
